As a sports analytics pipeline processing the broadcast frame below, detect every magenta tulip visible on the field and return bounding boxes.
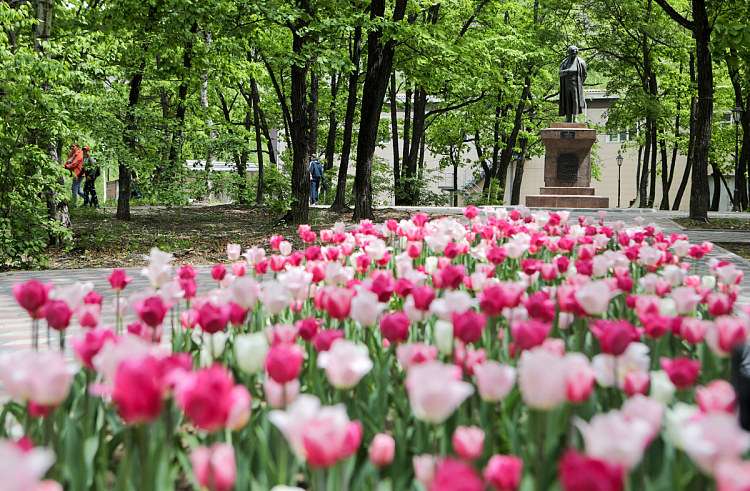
[132,296,171,328]
[198,302,231,334]
[112,355,164,424]
[452,310,487,344]
[42,300,72,331]
[380,311,410,344]
[660,357,700,389]
[484,455,523,491]
[265,345,304,384]
[176,365,235,432]
[13,280,50,318]
[107,269,133,290]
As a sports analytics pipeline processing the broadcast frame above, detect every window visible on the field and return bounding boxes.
[606,127,636,143]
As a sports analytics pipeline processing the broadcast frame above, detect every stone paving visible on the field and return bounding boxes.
[2,207,750,357]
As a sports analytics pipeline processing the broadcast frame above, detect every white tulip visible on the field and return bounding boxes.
[234,332,269,375]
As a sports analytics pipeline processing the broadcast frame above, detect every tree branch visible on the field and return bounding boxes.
[653,0,694,30]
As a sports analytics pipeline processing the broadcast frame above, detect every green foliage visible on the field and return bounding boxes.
[250,165,292,215]
[461,178,505,207]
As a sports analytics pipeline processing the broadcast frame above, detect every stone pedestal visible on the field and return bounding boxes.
[525,123,609,209]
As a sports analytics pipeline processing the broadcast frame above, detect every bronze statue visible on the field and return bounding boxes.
[558,46,587,123]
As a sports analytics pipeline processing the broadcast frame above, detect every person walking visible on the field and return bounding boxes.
[309,154,324,205]
[80,147,100,208]
[63,142,84,206]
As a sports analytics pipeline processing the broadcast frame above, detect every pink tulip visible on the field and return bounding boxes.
[265,344,304,384]
[324,286,356,320]
[680,318,709,344]
[620,395,664,440]
[574,280,611,316]
[175,365,235,432]
[13,280,50,318]
[715,460,750,491]
[517,348,568,409]
[77,304,101,329]
[72,328,116,370]
[473,361,516,402]
[42,300,72,331]
[396,343,438,371]
[680,412,750,475]
[313,329,345,352]
[670,287,702,315]
[198,301,231,334]
[660,357,700,389]
[33,480,63,491]
[452,310,486,344]
[317,339,373,389]
[622,370,650,397]
[211,263,227,281]
[380,311,410,344]
[707,293,733,317]
[590,319,641,356]
[112,355,164,424]
[510,319,552,351]
[132,296,171,328]
[430,458,485,491]
[706,316,749,356]
[565,354,596,404]
[0,350,75,410]
[107,269,133,290]
[574,410,653,469]
[696,380,737,414]
[264,376,300,408]
[413,454,437,487]
[369,433,396,467]
[0,439,56,491]
[180,310,199,330]
[405,361,474,423]
[452,426,485,460]
[190,443,236,491]
[350,289,386,327]
[558,450,625,491]
[226,386,252,431]
[483,454,523,491]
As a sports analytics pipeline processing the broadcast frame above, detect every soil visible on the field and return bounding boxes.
[38,204,435,270]
[716,243,750,261]
[672,217,750,231]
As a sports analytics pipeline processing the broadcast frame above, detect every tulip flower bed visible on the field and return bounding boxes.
[3,206,750,491]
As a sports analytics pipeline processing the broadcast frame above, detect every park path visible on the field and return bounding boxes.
[2,207,750,355]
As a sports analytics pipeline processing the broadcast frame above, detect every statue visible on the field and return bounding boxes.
[558,46,587,123]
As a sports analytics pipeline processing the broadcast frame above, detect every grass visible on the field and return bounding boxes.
[672,217,750,231]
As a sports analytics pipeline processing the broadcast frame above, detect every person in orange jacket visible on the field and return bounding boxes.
[63,142,84,206]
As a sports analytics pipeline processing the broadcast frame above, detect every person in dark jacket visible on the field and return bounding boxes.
[309,154,324,205]
[80,147,100,208]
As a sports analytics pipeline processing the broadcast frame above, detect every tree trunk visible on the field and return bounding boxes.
[251,78,265,205]
[399,87,427,205]
[728,57,748,211]
[510,137,529,205]
[286,26,312,224]
[496,76,531,202]
[118,70,143,221]
[167,22,198,186]
[672,53,696,210]
[639,117,652,207]
[330,26,362,211]
[323,72,339,172]
[658,129,670,209]
[648,122,657,206]
[389,72,400,193]
[353,0,409,220]
[201,31,215,171]
[309,69,319,156]
[710,161,720,211]
[402,84,412,174]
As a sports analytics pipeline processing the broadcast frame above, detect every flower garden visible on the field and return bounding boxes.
[3,206,750,491]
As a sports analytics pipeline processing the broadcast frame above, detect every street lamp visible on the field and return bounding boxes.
[616,153,623,208]
[732,105,744,211]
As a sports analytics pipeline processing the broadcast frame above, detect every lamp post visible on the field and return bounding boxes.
[732,105,744,212]
[616,153,623,208]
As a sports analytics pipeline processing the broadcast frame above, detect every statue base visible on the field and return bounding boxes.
[525,123,609,209]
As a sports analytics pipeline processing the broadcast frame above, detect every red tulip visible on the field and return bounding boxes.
[176,365,235,432]
[265,345,304,383]
[198,302,231,334]
[42,300,72,331]
[558,450,624,491]
[429,458,484,491]
[112,355,164,424]
[380,311,410,344]
[590,319,641,356]
[12,280,50,318]
[452,310,487,344]
[484,454,523,491]
[660,357,700,389]
[107,269,133,290]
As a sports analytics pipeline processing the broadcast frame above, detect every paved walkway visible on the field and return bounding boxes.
[2,208,750,355]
